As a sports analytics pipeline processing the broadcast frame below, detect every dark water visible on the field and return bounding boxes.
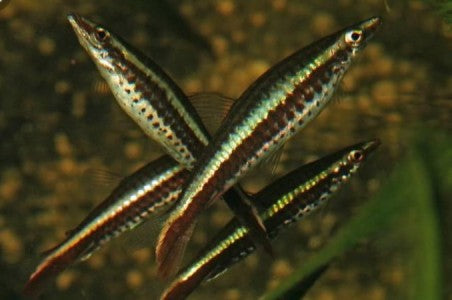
[0,0,450,299]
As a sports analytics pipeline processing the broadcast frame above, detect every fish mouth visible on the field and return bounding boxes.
[362,138,381,155]
[361,16,382,32]
[359,16,382,43]
[67,13,96,42]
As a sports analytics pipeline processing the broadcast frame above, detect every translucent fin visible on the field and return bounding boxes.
[84,167,122,188]
[205,267,227,282]
[79,242,99,261]
[256,142,285,176]
[156,221,196,278]
[119,215,164,250]
[39,242,63,257]
[189,93,236,135]
[223,187,274,258]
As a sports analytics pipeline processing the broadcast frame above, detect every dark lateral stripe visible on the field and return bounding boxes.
[161,138,381,299]
[161,150,362,300]
[185,52,346,213]
[24,157,189,296]
[108,46,207,166]
[155,35,354,273]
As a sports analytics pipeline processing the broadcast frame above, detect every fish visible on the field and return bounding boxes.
[67,13,273,259]
[24,13,275,295]
[67,13,209,170]
[161,139,380,300]
[156,16,382,276]
[23,156,189,296]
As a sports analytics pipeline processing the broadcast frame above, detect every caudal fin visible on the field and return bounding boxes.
[23,239,89,297]
[156,217,196,278]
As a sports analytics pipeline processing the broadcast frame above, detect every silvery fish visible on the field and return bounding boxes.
[156,16,382,276]
[162,139,380,299]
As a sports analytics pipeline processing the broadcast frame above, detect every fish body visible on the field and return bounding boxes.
[25,12,276,295]
[68,14,209,169]
[161,139,380,300]
[68,13,272,263]
[156,17,382,275]
[24,156,188,296]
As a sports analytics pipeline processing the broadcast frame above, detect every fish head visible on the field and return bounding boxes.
[301,16,382,94]
[334,16,382,60]
[344,17,381,48]
[330,138,381,185]
[67,13,118,74]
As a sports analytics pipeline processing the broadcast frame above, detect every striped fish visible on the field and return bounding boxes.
[161,139,380,300]
[156,17,382,276]
[68,14,208,169]
[23,156,188,296]
[67,14,272,258]
[24,12,272,296]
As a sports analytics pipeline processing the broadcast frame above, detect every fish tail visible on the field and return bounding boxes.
[160,244,216,300]
[23,239,89,297]
[156,217,196,278]
[160,268,201,300]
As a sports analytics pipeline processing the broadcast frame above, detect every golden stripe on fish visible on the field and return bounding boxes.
[156,17,382,277]
[24,156,188,296]
[68,13,274,262]
[161,139,380,300]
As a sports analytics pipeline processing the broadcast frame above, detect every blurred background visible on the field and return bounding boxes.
[0,0,450,299]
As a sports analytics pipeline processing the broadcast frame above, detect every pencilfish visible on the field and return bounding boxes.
[23,156,187,296]
[161,139,380,299]
[67,13,272,261]
[156,16,382,276]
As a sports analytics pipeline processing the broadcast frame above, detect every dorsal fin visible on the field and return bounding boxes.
[189,93,236,135]
[39,242,63,257]
[84,167,123,187]
[80,166,125,202]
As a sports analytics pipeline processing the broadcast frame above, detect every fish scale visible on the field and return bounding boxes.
[111,51,207,167]
[161,139,380,300]
[23,156,188,296]
[156,17,382,275]
[68,14,210,169]
[25,13,278,296]
[67,14,274,261]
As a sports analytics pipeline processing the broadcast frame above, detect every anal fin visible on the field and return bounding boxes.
[222,186,274,258]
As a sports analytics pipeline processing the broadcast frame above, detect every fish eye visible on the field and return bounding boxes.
[94,27,109,41]
[349,150,364,162]
[345,30,363,45]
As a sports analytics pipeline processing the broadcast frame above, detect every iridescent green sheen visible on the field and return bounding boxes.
[68,13,273,259]
[157,17,382,276]
[24,156,189,297]
[161,139,380,300]
[183,227,248,281]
